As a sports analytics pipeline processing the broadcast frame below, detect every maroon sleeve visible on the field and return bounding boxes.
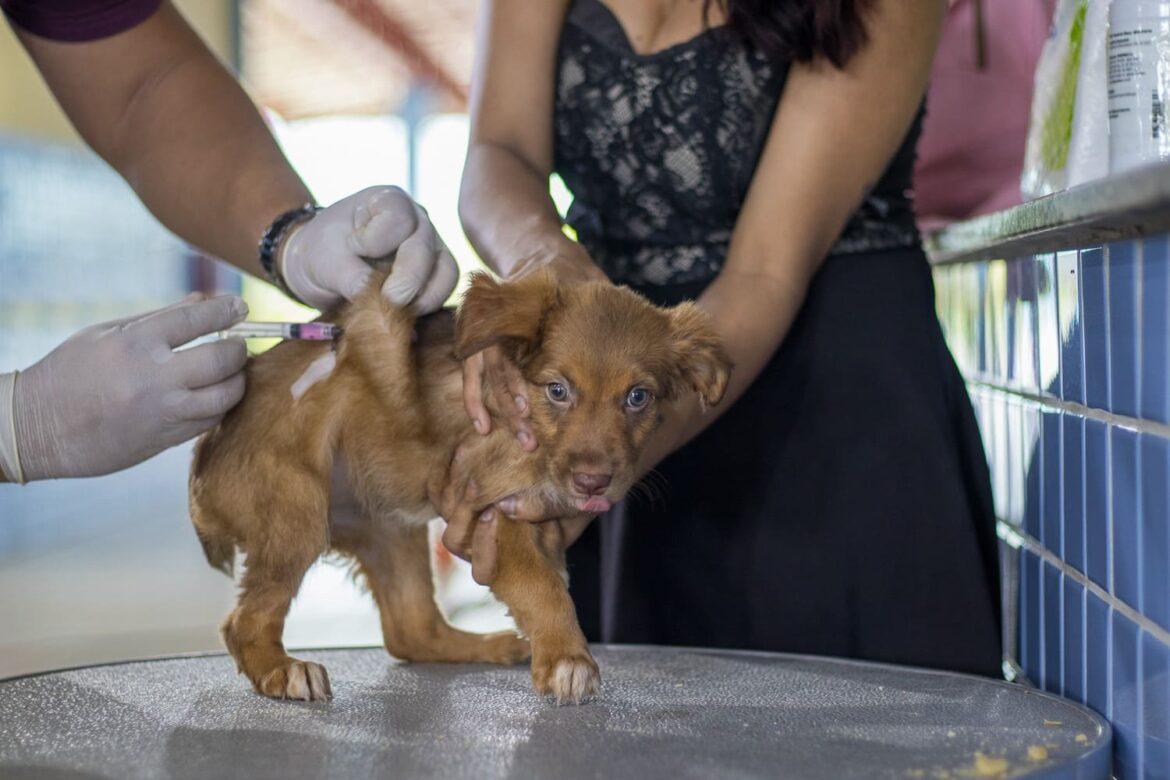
[2,0,162,42]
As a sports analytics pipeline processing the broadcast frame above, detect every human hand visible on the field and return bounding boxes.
[461,345,535,451]
[459,251,605,447]
[0,294,248,483]
[278,186,458,312]
[429,443,594,586]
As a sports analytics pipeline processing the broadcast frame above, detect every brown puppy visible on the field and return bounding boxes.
[189,269,731,704]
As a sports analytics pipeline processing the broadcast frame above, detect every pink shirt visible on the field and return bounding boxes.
[914,0,1055,230]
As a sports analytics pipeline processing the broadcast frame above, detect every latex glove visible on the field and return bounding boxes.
[0,295,249,483]
[278,186,459,312]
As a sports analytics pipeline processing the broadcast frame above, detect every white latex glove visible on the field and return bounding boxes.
[0,294,249,483]
[277,186,459,312]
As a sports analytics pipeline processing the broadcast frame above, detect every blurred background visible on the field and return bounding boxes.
[0,0,545,678]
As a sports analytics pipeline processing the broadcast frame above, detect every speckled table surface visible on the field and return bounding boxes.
[0,645,1110,779]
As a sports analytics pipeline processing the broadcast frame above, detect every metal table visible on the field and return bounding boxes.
[0,645,1110,779]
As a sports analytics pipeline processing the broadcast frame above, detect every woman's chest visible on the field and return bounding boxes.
[595,0,726,56]
[552,14,785,210]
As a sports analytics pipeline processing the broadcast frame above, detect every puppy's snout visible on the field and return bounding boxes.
[571,472,613,496]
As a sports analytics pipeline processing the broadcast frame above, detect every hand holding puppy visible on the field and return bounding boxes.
[430,441,595,585]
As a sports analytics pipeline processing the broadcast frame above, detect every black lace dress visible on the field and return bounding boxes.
[553,0,1001,677]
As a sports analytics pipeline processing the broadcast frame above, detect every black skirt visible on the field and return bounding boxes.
[567,247,1003,678]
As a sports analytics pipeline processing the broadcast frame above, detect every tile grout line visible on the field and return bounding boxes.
[998,521,1170,648]
[968,379,1170,439]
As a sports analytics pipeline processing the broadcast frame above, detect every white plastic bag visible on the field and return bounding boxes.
[1021,0,1092,198]
[1068,0,1111,186]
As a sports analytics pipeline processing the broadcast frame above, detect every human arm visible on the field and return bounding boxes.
[458,0,605,285]
[13,3,456,311]
[645,0,946,462]
[456,0,608,446]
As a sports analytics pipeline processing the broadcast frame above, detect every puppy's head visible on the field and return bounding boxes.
[456,270,732,512]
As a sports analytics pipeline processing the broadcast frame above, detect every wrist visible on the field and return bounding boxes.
[260,203,320,304]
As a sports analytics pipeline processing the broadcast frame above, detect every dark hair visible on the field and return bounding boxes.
[704,0,875,68]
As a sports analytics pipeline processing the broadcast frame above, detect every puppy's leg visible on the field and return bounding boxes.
[491,519,599,704]
[222,544,331,702]
[339,521,529,665]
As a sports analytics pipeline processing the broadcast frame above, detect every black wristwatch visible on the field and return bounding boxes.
[259,203,321,303]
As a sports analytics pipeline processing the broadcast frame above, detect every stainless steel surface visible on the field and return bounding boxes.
[924,161,1170,265]
[0,646,1110,779]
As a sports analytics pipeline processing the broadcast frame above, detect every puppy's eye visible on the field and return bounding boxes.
[546,382,569,403]
[625,387,651,410]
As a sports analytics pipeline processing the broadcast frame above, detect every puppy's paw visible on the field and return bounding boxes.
[480,631,532,665]
[256,659,333,702]
[532,651,600,705]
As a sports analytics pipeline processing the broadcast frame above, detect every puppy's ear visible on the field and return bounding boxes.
[455,270,560,364]
[666,302,733,410]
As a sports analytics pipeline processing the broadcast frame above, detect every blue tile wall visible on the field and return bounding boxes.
[1063,415,1085,571]
[1142,236,1170,424]
[1058,250,1085,405]
[1114,611,1141,778]
[1064,576,1085,702]
[1109,241,1140,418]
[1143,631,1170,777]
[1140,436,1170,632]
[1086,592,1110,717]
[1037,254,1061,397]
[1044,561,1064,694]
[1082,248,1110,409]
[1022,549,1042,683]
[1023,404,1043,540]
[934,235,1170,780]
[1084,419,1110,590]
[1113,427,1141,609]
[1042,409,1063,552]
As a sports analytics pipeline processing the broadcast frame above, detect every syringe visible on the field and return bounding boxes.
[217,322,342,341]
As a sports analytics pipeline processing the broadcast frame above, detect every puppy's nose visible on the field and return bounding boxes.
[572,472,612,495]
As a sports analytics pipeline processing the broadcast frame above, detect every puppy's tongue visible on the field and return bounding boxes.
[575,496,612,513]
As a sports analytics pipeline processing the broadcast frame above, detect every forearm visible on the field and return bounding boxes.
[17,3,310,278]
[459,143,597,280]
[112,54,310,277]
[641,256,815,470]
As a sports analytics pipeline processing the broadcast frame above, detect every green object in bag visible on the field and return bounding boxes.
[1041,0,1088,172]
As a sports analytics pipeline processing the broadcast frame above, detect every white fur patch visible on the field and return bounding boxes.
[291,351,337,401]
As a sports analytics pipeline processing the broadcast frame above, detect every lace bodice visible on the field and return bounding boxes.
[553,0,922,287]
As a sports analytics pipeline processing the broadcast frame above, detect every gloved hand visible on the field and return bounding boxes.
[277,186,459,312]
[0,294,249,483]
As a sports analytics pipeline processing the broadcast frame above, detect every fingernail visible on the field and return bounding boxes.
[498,496,518,516]
[231,297,248,319]
[518,431,534,449]
[474,418,488,434]
[515,395,527,412]
[479,508,496,523]
[467,480,478,499]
